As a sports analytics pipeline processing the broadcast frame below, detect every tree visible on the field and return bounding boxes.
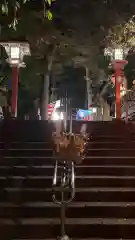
[1,0,135,114]
[18,43,56,119]
[0,7,60,118]
[124,52,135,89]
[106,15,135,90]
[0,45,11,108]
[18,38,77,118]
[0,0,55,29]
[106,15,135,48]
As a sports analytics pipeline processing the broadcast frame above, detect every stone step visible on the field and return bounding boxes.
[90,135,127,139]
[1,201,135,218]
[0,121,55,142]
[4,132,131,142]
[1,141,135,149]
[1,187,135,202]
[2,217,135,225]
[71,120,132,133]
[87,149,135,157]
[2,156,135,166]
[2,149,135,157]
[1,121,135,239]
[1,165,135,176]
[3,201,135,207]
[0,138,133,149]
[89,136,133,142]
[1,149,53,157]
[11,239,135,240]
[0,141,52,149]
[88,141,135,148]
[0,218,135,238]
[1,176,135,188]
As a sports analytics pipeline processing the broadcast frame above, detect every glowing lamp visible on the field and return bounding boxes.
[0,42,30,67]
[104,47,128,119]
[114,49,124,60]
[0,42,30,117]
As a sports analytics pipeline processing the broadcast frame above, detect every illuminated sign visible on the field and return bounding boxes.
[76,108,97,121]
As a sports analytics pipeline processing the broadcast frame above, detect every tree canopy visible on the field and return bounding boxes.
[1,0,135,114]
[0,0,55,29]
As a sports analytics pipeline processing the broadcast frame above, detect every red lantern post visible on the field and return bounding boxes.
[0,42,30,118]
[11,66,19,117]
[105,48,128,120]
[112,60,128,119]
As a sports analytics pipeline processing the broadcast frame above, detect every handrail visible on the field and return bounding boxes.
[52,122,88,240]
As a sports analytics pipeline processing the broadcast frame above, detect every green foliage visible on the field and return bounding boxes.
[46,10,53,20]
[0,0,55,29]
[19,55,47,97]
[0,45,11,89]
[106,16,135,48]
[17,50,51,115]
[97,54,111,73]
[123,53,135,89]
[18,68,41,116]
[18,84,36,117]
[124,64,134,90]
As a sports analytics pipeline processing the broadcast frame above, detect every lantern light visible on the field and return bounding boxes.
[0,41,30,117]
[104,47,128,119]
[104,48,125,60]
[10,46,20,63]
[0,42,30,66]
[120,85,126,97]
[114,49,124,60]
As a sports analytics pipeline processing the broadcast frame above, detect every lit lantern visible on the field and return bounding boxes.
[0,42,30,117]
[104,47,128,119]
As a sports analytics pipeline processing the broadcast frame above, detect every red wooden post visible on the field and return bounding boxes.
[115,67,121,119]
[112,60,128,120]
[11,66,19,117]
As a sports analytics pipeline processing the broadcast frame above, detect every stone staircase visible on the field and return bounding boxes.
[1,120,135,239]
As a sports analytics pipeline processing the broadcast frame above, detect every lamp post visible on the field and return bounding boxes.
[0,42,30,117]
[104,48,128,119]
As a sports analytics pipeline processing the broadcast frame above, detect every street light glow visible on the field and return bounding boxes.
[0,42,30,66]
[120,85,126,97]
[114,48,124,60]
[11,46,20,60]
[104,47,125,61]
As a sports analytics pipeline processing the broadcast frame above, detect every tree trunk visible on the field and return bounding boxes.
[85,67,92,108]
[40,45,57,120]
[40,74,49,120]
